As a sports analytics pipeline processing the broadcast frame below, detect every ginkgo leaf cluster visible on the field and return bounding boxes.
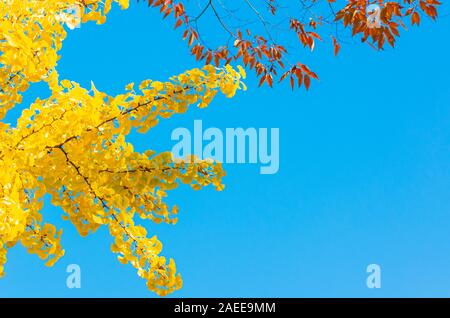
[0,0,245,296]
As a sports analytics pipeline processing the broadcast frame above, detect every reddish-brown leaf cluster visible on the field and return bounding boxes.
[143,0,440,89]
[335,0,440,50]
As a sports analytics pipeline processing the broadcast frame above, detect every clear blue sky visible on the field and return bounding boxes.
[1,2,450,297]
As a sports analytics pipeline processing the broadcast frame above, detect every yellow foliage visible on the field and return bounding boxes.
[0,0,244,296]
